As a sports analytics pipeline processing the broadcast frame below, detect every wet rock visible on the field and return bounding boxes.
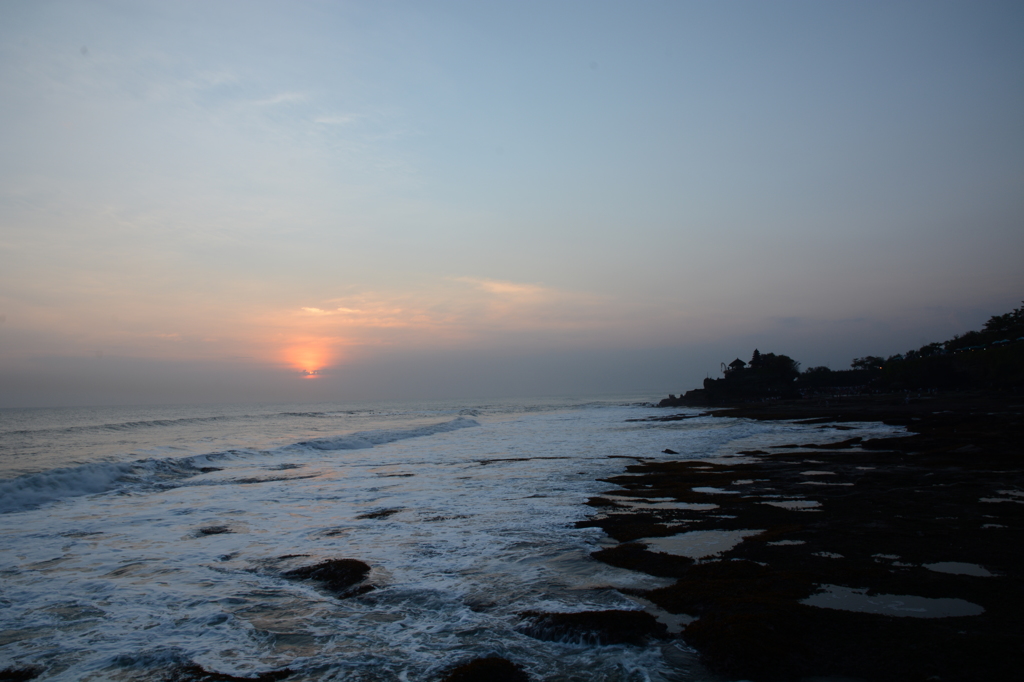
[796,436,863,449]
[356,508,401,520]
[196,525,232,536]
[519,609,668,646]
[644,560,814,617]
[577,517,679,543]
[282,558,371,597]
[591,542,692,578]
[0,668,42,682]
[438,656,529,682]
[627,413,697,422]
[165,663,292,682]
[314,527,351,538]
[585,393,1024,681]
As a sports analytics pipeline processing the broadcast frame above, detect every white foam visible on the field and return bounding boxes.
[0,460,137,513]
[295,416,479,451]
[0,418,480,514]
[0,400,907,680]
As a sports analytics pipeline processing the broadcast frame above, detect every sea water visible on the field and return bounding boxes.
[0,397,904,681]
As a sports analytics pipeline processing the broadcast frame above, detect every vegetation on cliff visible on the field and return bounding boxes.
[661,302,1024,406]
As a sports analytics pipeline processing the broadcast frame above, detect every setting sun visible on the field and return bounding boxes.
[282,343,335,377]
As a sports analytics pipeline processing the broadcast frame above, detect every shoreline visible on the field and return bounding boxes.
[582,390,1023,681]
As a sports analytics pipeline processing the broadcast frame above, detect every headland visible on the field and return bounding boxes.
[583,304,1024,681]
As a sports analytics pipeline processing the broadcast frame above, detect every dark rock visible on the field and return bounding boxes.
[584,496,620,508]
[164,664,292,682]
[438,656,529,682]
[315,528,350,537]
[196,526,232,536]
[591,542,692,578]
[657,391,706,407]
[586,393,1024,681]
[356,508,402,520]
[0,668,42,682]
[519,609,667,646]
[662,448,679,454]
[282,558,371,596]
[796,436,862,449]
[576,518,679,543]
[627,413,696,422]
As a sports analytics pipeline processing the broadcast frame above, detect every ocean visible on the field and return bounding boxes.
[0,397,904,681]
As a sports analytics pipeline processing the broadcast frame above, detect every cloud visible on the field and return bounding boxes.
[281,277,634,361]
[252,92,306,106]
[453,277,548,297]
[297,303,425,330]
[314,115,358,125]
[195,70,239,88]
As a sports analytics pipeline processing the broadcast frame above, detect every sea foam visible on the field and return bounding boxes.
[296,416,479,450]
[0,417,479,513]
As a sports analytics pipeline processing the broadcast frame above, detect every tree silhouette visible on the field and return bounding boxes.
[851,356,885,370]
[983,302,1024,334]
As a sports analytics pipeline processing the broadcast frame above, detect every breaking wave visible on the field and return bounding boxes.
[0,417,479,514]
[296,416,479,451]
[1,414,237,437]
[0,408,379,438]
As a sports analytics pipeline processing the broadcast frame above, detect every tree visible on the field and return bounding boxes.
[983,302,1024,334]
[752,352,800,380]
[851,356,885,370]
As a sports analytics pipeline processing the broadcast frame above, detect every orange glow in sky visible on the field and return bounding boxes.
[282,343,335,378]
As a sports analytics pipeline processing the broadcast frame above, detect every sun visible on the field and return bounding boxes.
[282,343,335,378]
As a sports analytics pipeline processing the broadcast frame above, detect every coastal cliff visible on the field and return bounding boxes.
[590,303,1024,681]
[661,302,1024,407]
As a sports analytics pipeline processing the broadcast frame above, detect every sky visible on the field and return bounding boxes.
[1,0,1022,407]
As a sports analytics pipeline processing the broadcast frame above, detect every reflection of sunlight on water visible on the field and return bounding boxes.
[602,495,719,511]
[761,499,821,510]
[802,585,984,618]
[923,561,993,577]
[641,529,764,559]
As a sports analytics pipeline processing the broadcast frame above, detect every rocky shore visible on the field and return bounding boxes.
[582,390,1023,681]
[3,389,1019,682]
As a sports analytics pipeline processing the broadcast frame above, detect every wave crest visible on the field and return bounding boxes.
[296,416,480,451]
[1,417,480,513]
